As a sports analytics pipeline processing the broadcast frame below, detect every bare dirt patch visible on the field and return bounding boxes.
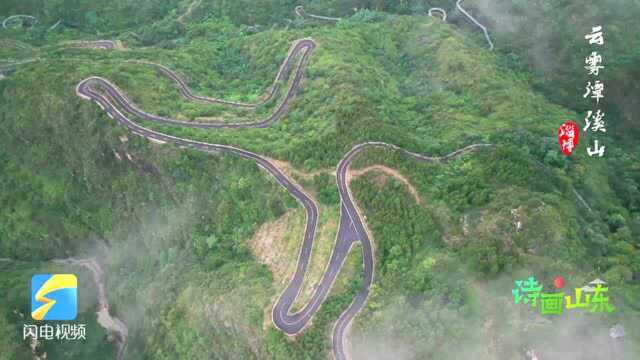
[350,165,422,203]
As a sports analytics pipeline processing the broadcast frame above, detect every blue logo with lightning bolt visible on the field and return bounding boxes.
[31,274,77,320]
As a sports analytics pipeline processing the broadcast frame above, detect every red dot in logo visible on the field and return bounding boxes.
[553,276,565,289]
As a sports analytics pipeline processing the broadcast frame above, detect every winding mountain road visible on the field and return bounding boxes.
[69,40,118,50]
[2,15,38,29]
[82,39,315,129]
[73,38,490,360]
[178,0,202,23]
[295,6,341,22]
[124,38,314,112]
[428,8,447,22]
[53,258,128,360]
[456,0,494,50]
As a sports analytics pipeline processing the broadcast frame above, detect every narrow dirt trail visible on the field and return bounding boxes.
[53,258,128,360]
[349,165,422,204]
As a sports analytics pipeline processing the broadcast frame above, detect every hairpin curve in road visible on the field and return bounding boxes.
[123,38,315,110]
[456,0,494,50]
[53,258,128,360]
[2,15,38,29]
[77,76,491,360]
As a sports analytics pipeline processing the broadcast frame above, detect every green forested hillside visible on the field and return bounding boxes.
[1,1,638,359]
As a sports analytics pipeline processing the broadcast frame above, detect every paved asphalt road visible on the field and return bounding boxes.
[295,6,341,22]
[75,38,490,359]
[132,38,314,110]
